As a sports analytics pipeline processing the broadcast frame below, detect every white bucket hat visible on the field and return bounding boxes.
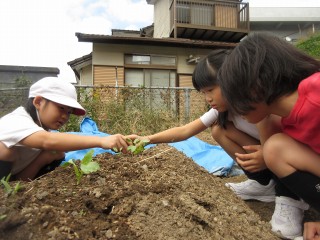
[29,77,86,116]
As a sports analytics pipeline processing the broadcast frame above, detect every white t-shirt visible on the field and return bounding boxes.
[200,108,260,140]
[0,107,44,174]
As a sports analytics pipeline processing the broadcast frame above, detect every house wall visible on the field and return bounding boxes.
[150,1,320,41]
[80,65,93,85]
[91,43,215,87]
[153,0,170,38]
[93,43,211,74]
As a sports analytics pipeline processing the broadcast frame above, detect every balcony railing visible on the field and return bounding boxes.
[170,0,249,42]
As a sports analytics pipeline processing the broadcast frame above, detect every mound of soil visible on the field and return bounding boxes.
[0,142,318,240]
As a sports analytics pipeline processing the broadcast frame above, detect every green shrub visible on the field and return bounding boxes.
[296,33,320,59]
[61,86,185,136]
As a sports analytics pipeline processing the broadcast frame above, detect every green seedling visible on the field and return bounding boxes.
[0,215,7,221]
[0,174,21,196]
[127,138,150,155]
[62,150,100,184]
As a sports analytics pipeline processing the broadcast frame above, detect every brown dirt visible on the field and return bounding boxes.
[0,132,319,240]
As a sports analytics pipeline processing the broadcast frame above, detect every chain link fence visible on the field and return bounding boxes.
[0,86,208,134]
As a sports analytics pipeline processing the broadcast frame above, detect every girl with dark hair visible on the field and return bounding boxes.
[218,32,320,240]
[127,49,275,204]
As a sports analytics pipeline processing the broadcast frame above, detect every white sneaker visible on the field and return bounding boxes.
[271,196,309,239]
[225,179,275,202]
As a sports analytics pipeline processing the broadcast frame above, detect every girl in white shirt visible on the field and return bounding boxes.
[127,49,276,202]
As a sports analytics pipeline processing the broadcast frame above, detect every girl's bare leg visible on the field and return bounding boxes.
[211,121,260,161]
[264,133,320,178]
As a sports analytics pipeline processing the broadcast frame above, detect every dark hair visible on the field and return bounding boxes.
[218,32,320,115]
[192,49,230,91]
[192,49,231,128]
[25,98,38,123]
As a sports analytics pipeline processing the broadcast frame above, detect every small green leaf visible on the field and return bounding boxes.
[81,162,100,174]
[82,150,94,165]
[5,174,11,182]
[12,182,21,195]
[76,171,83,184]
[127,145,137,153]
[72,164,81,177]
[1,178,12,194]
[62,159,75,167]
[141,139,150,145]
[62,151,100,184]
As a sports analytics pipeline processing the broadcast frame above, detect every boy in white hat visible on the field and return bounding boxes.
[0,77,129,181]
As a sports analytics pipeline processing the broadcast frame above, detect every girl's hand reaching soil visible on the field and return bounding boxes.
[235,145,267,173]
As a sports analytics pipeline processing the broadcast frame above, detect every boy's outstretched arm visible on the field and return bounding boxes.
[19,131,130,153]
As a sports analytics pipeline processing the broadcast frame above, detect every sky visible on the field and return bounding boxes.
[1,0,319,82]
[0,0,153,82]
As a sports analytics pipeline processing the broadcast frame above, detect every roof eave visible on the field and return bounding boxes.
[75,32,237,49]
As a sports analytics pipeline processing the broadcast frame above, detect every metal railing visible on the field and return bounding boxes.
[170,0,249,37]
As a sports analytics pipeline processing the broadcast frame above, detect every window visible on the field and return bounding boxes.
[125,54,176,66]
[125,69,175,87]
[124,54,177,112]
[125,55,150,65]
[125,69,177,112]
[124,54,176,87]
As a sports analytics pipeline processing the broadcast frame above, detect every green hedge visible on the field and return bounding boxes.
[296,33,320,59]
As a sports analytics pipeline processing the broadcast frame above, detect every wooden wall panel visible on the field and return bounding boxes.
[93,66,124,86]
[215,5,238,29]
[179,74,193,88]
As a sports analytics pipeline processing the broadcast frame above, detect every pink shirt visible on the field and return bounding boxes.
[281,72,320,154]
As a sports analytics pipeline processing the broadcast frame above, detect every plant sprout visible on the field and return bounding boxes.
[127,138,150,155]
[0,174,21,196]
[62,149,100,184]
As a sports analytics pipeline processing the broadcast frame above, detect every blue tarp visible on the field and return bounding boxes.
[64,117,235,176]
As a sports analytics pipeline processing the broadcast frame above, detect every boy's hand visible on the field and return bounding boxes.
[102,134,129,153]
[125,135,151,146]
[124,134,140,144]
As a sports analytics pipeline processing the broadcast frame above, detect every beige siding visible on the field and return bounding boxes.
[93,66,124,86]
[179,75,193,88]
[93,43,212,76]
[93,46,124,66]
[80,65,92,85]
